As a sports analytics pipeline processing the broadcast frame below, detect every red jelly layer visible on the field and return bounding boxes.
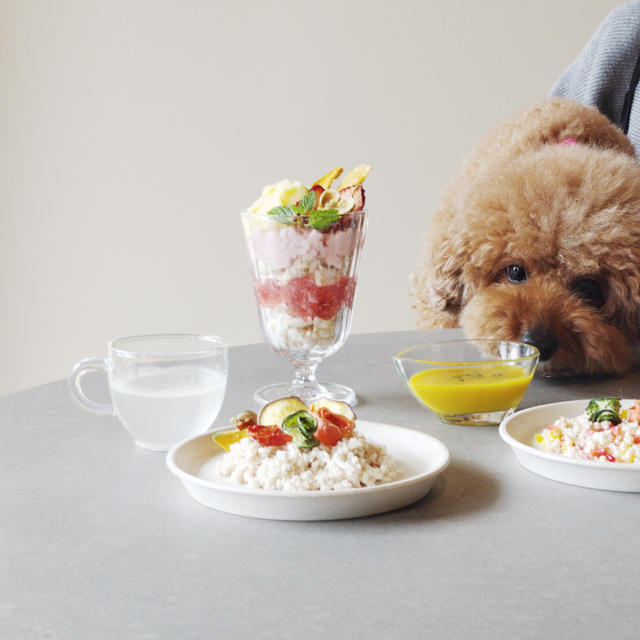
[256,276,356,320]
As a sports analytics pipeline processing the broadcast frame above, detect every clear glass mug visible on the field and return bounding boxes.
[68,333,228,451]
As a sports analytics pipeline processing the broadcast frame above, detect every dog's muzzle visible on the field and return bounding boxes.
[521,327,559,361]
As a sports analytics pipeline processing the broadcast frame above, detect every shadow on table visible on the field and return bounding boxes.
[373,459,499,525]
[304,460,499,530]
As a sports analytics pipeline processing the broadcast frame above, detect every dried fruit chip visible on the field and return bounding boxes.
[312,167,343,190]
[318,188,340,210]
[309,398,357,421]
[258,396,308,427]
[336,195,354,213]
[351,185,365,211]
[308,184,324,210]
[337,165,371,190]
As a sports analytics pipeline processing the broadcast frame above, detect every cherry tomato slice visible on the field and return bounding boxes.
[314,408,354,447]
[247,424,292,447]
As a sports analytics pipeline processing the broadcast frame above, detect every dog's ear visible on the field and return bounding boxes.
[412,226,467,328]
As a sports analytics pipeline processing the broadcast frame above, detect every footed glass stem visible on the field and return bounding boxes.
[253,360,356,406]
[288,360,326,402]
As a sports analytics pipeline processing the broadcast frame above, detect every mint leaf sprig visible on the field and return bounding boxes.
[297,190,316,214]
[307,209,339,230]
[266,190,339,230]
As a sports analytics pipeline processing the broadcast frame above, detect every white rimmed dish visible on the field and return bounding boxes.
[500,399,640,492]
[166,420,450,520]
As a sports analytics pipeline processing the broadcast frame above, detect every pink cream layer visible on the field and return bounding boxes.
[249,226,357,269]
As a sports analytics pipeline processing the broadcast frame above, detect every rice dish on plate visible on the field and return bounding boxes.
[536,397,640,463]
[217,429,401,491]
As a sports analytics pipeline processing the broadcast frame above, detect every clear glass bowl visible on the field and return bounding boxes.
[242,210,367,405]
[394,339,539,426]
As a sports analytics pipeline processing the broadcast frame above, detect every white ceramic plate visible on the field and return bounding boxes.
[500,399,640,492]
[166,421,450,520]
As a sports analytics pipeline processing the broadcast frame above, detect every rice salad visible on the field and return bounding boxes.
[212,396,401,491]
[535,397,640,463]
[217,431,400,491]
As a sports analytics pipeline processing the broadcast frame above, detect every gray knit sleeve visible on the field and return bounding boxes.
[550,0,640,137]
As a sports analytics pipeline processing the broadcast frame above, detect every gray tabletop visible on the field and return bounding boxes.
[3,329,640,639]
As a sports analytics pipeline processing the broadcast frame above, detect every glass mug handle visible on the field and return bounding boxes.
[67,357,114,415]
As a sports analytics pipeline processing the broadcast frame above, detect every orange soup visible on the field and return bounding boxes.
[409,364,533,416]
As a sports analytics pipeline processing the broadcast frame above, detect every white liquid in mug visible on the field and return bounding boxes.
[110,366,226,450]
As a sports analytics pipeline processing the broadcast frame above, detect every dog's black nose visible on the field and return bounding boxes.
[521,327,558,361]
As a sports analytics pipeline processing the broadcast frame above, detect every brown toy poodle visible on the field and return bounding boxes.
[412,98,640,377]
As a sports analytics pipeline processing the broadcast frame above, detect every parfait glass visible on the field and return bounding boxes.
[242,210,367,405]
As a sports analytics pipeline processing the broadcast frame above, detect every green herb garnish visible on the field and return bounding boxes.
[586,397,621,424]
[266,205,298,225]
[282,410,319,449]
[297,190,316,214]
[307,208,339,230]
[266,190,340,231]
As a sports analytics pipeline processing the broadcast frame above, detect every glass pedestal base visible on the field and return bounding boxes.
[254,381,356,407]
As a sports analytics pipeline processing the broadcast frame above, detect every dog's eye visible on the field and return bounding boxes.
[571,278,605,308]
[506,263,527,283]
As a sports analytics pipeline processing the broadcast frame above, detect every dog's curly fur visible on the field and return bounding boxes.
[412,98,640,377]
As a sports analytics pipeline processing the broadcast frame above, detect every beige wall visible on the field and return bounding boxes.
[0,0,623,395]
